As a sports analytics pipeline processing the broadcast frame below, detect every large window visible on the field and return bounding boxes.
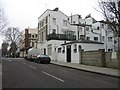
[63,20,67,27]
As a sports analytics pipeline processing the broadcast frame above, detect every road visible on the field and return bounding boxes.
[2,58,119,88]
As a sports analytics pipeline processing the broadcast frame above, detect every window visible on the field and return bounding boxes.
[32,35,34,38]
[80,35,85,40]
[85,27,89,31]
[94,37,98,41]
[53,18,56,25]
[97,26,99,30]
[73,44,77,53]
[101,24,104,28]
[62,46,65,53]
[63,20,67,27]
[48,44,52,55]
[40,21,42,28]
[108,37,112,42]
[46,16,48,24]
[42,20,44,27]
[53,29,56,34]
[26,50,28,54]
[87,37,90,40]
[58,48,62,53]
[108,49,113,52]
[107,25,110,29]
[41,32,43,41]
[35,34,37,38]
[73,21,76,24]
[32,42,34,47]
[102,36,104,41]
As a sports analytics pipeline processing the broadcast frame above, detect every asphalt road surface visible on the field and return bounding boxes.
[2,58,119,88]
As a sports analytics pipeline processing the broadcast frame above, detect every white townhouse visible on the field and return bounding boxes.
[70,14,117,52]
[37,8,105,62]
[92,20,117,52]
[37,8,77,60]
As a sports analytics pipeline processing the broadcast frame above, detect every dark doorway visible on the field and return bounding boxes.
[44,48,46,55]
[66,45,71,62]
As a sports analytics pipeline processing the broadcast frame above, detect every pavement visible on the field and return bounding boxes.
[51,60,120,78]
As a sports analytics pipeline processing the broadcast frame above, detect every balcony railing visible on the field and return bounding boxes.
[47,33,76,41]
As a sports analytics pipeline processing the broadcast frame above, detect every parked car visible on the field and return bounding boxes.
[35,54,51,64]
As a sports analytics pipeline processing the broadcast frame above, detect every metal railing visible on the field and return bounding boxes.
[47,33,76,41]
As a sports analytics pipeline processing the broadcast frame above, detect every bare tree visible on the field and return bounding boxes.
[0,8,8,33]
[5,27,21,44]
[98,0,120,59]
[4,27,21,57]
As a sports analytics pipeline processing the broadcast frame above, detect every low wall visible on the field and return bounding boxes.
[105,52,119,69]
[81,50,119,69]
[81,49,105,67]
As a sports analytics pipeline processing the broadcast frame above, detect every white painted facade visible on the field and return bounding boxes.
[37,8,77,59]
[37,8,117,64]
[57,41,104,63]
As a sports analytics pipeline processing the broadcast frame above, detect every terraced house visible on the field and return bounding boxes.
[19,27,38,57]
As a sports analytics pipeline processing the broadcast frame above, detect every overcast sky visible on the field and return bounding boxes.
[0,0,104,48]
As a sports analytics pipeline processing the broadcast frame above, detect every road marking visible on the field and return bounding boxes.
[9,60,12,62]
[42,71,64,82]
[28,65,37,69]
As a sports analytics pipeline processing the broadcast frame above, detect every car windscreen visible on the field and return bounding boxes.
[37,55,49,58]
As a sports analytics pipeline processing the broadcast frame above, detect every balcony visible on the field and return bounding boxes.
[47,33,76,41]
